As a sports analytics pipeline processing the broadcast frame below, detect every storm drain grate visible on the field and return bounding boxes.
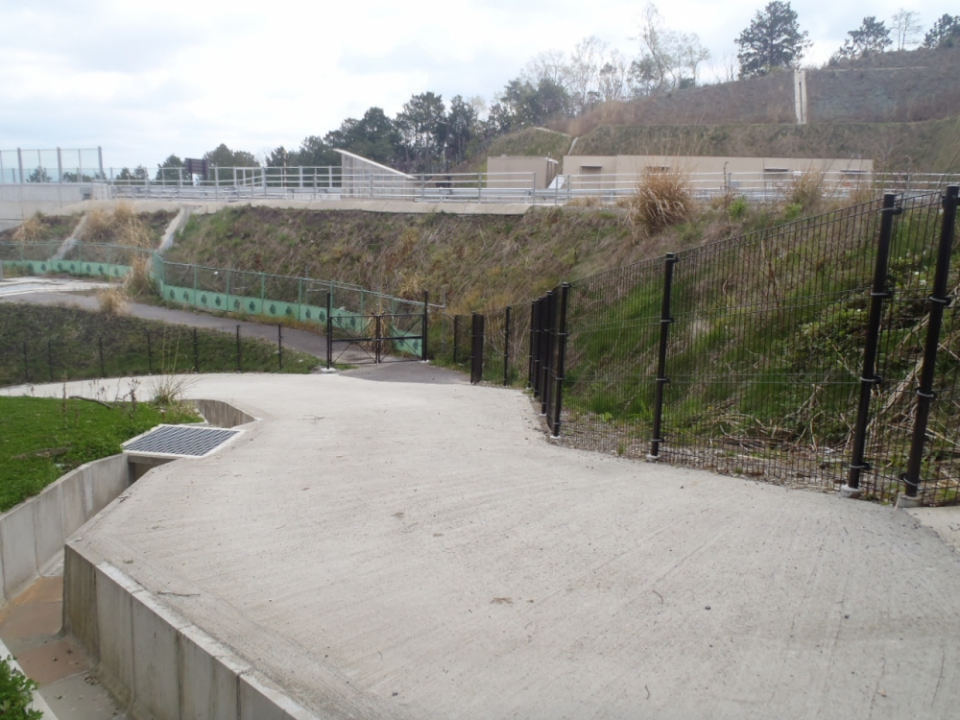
[123,425,242,458]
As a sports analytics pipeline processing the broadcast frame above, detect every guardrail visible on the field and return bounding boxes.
[4,165,957,206]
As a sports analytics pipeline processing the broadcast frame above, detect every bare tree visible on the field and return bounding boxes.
[567,36,608,111]
[598,50,630,102]
[677,33,711,86]
[523,49,572,90]
[890,8,922,50]
[635,4,677,92]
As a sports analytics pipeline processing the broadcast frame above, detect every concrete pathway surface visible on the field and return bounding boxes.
[5,374,960,719]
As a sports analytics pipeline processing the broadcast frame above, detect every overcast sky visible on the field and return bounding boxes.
[0,0,952,170]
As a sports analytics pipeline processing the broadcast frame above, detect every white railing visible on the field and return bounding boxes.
[3,164,958,206]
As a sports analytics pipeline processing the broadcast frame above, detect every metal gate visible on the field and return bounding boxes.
[325,293,429,366]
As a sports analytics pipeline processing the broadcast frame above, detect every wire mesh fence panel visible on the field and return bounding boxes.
[660,200,884,488]
[856,192,948,501]
[482,308,509,384]
[925,220,960,504]
[561,259,665,457]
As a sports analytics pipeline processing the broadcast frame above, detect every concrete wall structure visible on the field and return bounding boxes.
[561,154,874,191]
[0,454,131,603]
[335,149,415,199]
[0,183,110,227]
[487,156,559,189]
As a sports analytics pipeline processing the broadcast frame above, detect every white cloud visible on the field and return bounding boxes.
[0,0,953,169]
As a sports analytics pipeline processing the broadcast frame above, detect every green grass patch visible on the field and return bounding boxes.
[0,395,198,512]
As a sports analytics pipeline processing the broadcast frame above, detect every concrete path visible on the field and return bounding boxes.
[6,374,960,719]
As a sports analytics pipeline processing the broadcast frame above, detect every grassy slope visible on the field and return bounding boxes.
[0,396,197,512]
[0,214,82,242]
[167,204,774,312]
[454,127,573,174]
[0,305,318,387]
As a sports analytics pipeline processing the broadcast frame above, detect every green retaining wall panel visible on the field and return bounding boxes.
[1,259,131,278]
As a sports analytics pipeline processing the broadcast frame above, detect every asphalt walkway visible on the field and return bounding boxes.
[5,374,960,719]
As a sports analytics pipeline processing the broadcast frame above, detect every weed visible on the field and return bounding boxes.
[150,374,196,408]
[727,196,748,220]
[97,286,129,315]
[124,256,155,298]
[12,213,44,242]
[786,168,825,211]
[0,656,41,719]
[626,168,694,233]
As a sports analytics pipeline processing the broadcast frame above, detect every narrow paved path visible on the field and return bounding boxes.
[1,278,464,379]
[5,374,960,719]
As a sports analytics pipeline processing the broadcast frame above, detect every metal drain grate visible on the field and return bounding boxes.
[123,425,242,458]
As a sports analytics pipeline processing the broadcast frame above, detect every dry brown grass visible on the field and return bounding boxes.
[786,168,826,211]
[82,204,151,247]
[12,214,44,242]
[96,286,129,315]
[123,256,154,298]
[625,168,695,233]
[566,195,605,208]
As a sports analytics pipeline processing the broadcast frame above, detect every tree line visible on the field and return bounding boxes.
[131,3,959,180]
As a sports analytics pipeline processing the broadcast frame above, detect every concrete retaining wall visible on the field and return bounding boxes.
[193,398,257,428]
[63,550,318,720]
[0,453,130,603]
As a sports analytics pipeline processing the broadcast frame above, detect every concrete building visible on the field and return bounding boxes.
[560,155,874,194]
[486,156,559,190]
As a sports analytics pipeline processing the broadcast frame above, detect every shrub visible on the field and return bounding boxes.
[626,168,694,233]
[96,286,129,315]
[786,168,825,211]
[0,656,42,719]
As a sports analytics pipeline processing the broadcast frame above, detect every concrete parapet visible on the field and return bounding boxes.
[193,398,257,428]
[0,452,131,601]
[64,553,320,720]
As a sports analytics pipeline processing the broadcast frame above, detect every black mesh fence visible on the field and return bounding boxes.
[447,189,959,505]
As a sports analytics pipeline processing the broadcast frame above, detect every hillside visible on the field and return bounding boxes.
[456,127,572,174]
[165,203,773,311]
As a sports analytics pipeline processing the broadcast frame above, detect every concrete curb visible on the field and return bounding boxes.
[0,635,58,719]
[0,454,131,603]
[63,553,320,720]
[0,397,257,604]
[157,206,190,255]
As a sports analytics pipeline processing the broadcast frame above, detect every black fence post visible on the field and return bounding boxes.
[326,292,333,370]
[375,314,383,364]
[22,341,30,384]
[47,340,53,382]
[503,305,511,387]
[470,312,484,384]
[540,291,555,417]
[453,315,460,364]
[277,323,283,370]
[532,298,543,397]
[193,328,199,373]
[845,193,899,497]
[99,336,105,378]
[236,325,242,372]
[146,331,153,375]
[551,284,570,438]
[902,185,959,503]
[527,301,536,389]
[650,253,678,460]
[421,290,429,361]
